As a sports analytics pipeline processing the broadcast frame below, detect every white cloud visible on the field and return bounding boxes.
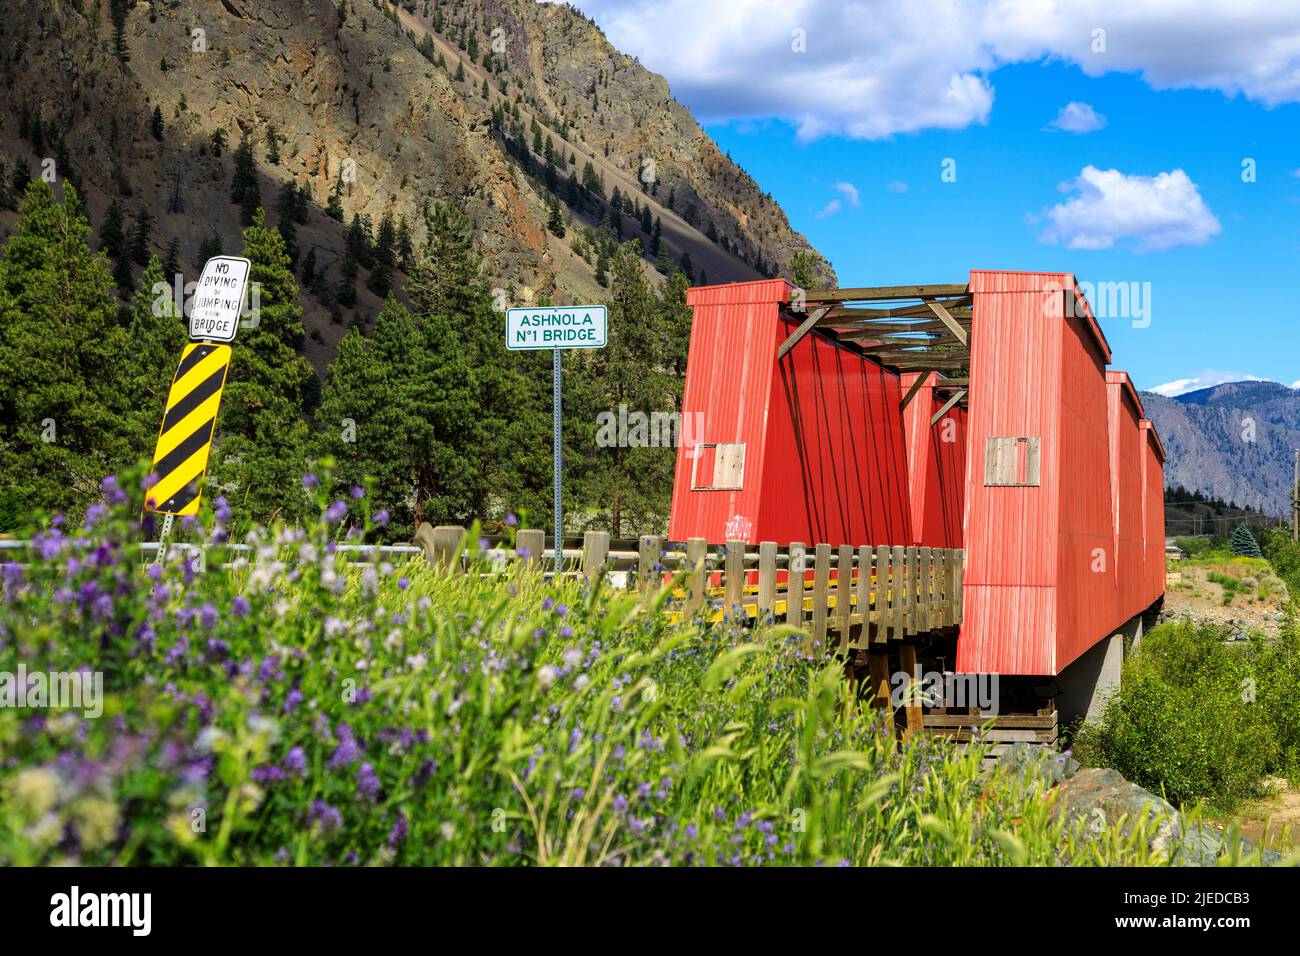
[1038,166,1221,252]
[568,1,1300,140]
[886,180,909,193]
[1148,370,1268,396]
[1049,101,1106,133]
[816,199,842,218]
[834,181,861,206]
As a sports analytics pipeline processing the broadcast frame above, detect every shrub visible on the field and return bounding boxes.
[1075,620,1296,810]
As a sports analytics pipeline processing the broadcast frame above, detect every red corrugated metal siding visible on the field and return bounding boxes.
[668,281,788,543]
[758,325,913,546]
[1107,373,1146,622]
[1055,307,1118,673]
[901,372,966,548]
[668,279,911,546]
[958,272,1064,674]
[1140,420,1167,608]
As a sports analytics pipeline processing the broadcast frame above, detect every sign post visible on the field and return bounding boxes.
[145,256,251,543]
[506,305,608,573]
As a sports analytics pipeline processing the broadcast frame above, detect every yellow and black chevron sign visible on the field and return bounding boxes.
[145,342,233,516]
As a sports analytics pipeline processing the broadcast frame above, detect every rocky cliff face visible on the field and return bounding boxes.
[1141,381,1300,516]
[0,0,833,368]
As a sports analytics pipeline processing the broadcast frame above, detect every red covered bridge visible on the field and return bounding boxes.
[667,271,1166,730]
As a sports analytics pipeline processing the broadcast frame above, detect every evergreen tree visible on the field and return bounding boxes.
[367,212,397,298]
[150,105,164,141]
[275,180,299,269]
[265,125,281,165]
[546,198,566,238]
[230,135,261,224]
[789,249,819,289]
[578,242,678,536]
[208,208,313,524]
[405,202,549,524]
[130,208,152,265]
[98,199,126,260]
[1230,524,1264,558]
[125,256,188,446]
[0,182,136,519]
[197,230,223,264]
[210,127,227,157]
[162,236,181,279]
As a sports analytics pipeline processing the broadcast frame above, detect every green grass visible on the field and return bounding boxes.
[0,471,1258,866]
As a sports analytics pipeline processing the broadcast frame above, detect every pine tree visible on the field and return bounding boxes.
[265,125,281,165]
[197,230,223,264]
[230,135,261,224]
[130,208,152,266]
[275,180,299,270]
[1230,524,1264,558]
[98,199,126,260]
[581,241,676,536]
[207,208,313,524]
[367,212,397,298]
[150,106,165,141]
[0,182,135,519]
[162,236,181,279]
[210,127,227,157]
[405,202,548,524]
[546,198,566,238]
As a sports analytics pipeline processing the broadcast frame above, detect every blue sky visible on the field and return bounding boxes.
[567,0,1300,396]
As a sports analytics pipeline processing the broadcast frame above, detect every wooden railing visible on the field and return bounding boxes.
[415,524,963,651]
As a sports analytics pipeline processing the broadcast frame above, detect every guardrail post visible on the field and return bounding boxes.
[433,525,465,572]
[787,542,806,631]
[836,544,853,652]
[637,535,662,592]
[757,541,777,619]
[581,530,608,583]
[812,543,831,653]
[724,540,745,618]
[517,529,544,570]
[686,538,707,614]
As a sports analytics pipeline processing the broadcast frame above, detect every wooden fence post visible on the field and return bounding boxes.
[867,649,895,732]
[724,540,745,619]
[899,643,924,741]
[582,531,608,583]
[638,535,661,592]
[954,549,965,624]
[517,529,544,570]
[686,538,708,615]
[891,546,906,640]
[919,547,933,631]
[787,542,806,630]
[757,541,778,619]
[873,545,889,644]
[904,546,919,634]
[433,525,465,572]
[854,544,872,649]
[836,544,854,652]
[812,543,831,653]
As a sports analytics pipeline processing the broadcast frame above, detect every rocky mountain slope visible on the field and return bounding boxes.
[1141,381,1300,517]
[0,0,833,371]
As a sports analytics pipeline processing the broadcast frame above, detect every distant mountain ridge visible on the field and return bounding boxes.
[1140,380,1299,517]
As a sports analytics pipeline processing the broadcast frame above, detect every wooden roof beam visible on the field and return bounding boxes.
[803,283,970,303]
[930,389,967,426]
[923,297,969,348]
[776,305,831,361]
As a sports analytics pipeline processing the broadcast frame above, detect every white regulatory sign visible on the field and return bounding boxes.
[506,305,607,351]
[190,255,252,343]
